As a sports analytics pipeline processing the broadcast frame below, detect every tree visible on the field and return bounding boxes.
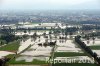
[49,31,52,42]
[0,57,10,66]
[0,40,7,45]
[0,34,16,44]
[0,26,14,35]
[92,37,95,44]
[24,30,27,33]
[43,33,46,38]
[32,32,37,41]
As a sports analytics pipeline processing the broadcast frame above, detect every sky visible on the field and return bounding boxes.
[0,0,100,10]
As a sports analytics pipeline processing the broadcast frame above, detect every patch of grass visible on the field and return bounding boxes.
[89,46,100,50]
[6,54,15,58]
[0,40,20,52]
[54,52,87,57]
[7,59,47,65]
[6,54,48,65]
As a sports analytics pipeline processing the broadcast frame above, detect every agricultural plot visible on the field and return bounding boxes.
[82,38,100,58]
[0,31,98,65]
[53,39,94,65]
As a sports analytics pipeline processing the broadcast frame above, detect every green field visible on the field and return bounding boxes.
[89,45,100,50]
[8,59,47,65]
[0,40,20,52]
[54,52,87,57]
[7,55,47,65]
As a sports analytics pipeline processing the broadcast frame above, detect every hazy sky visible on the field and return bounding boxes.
[0,0,100,10]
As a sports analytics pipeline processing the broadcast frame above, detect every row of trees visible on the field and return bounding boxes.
[84,32,100,38]
[0,34,20,44]
[38,41,56,47]
[81,25,100,31]
[75,36,100,64]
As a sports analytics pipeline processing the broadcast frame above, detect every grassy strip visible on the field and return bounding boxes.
[6,54,47,65]
[6,54,16,58]
[8,60,47,65]
[0,40,20,52]
[54,52,87,57]
[89,46,100,50]
[6,55,47,65]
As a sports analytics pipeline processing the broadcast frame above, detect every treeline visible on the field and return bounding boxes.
[81,25,100,31]
[0,34,20,44]
[83,32,100,38]
[0,28,21,45]
[65,27,79,32]
[75,36,100,64]
[38,41,56,47]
